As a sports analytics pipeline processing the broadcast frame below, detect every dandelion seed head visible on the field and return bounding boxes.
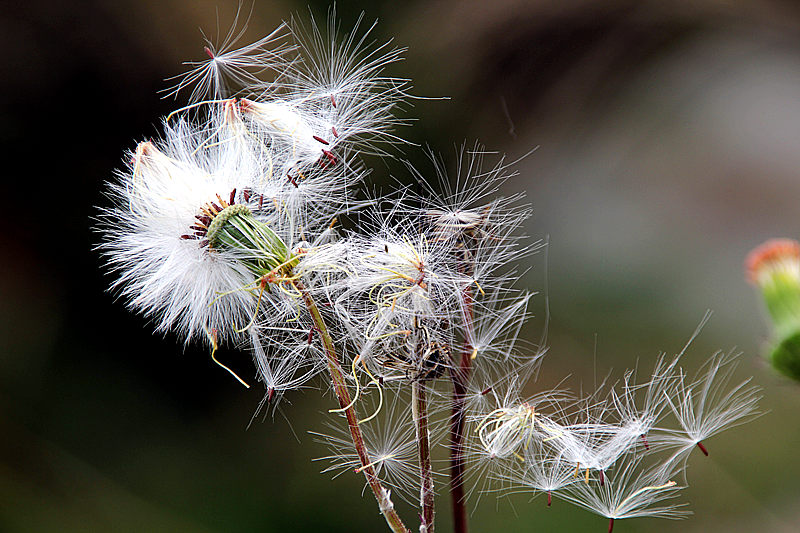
[100,122,267,346]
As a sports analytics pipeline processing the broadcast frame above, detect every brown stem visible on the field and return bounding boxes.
[449,283,474,533]
[296,281,410,533]
[413,381,435,532]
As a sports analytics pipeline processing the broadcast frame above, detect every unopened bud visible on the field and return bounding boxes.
[746,238,800,380]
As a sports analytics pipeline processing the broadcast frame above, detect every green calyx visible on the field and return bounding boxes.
[207,204,252,248]
[758,271,800,382]
[206,204,298,277]
[769,331,800,381]
[761,271,800,340]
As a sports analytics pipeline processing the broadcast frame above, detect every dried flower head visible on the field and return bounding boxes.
[100,121,265,347]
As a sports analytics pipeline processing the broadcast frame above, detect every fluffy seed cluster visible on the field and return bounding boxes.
[473,350,758,527]
[101,16,408,382]
[99,13,761,533]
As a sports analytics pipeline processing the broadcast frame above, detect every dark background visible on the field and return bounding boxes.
[2,1,800,531]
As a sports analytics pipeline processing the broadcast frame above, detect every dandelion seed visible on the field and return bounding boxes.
[313,393,423,502]
[559,456,689,528]
[283,11,411,155]
[657,351,761,467]
[164,8,293,102]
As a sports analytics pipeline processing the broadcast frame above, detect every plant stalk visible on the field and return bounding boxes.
[296,280,410,533]
[413,381,435,533]
[449,282,474,533]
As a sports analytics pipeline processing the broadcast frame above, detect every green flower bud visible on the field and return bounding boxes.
[747,238,800,381]
[769,331,800,381]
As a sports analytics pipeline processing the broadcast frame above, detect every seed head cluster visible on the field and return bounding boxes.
[99,13,761,533]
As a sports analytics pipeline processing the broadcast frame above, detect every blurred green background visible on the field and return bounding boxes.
[3,0,800,531]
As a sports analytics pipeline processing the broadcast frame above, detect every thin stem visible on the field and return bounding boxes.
[295,280,410,533]
[413,381,435,533]
[449,282,473,533]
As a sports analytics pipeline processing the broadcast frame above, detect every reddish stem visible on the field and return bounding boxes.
[696,441,709,456]
[449,283,474,533]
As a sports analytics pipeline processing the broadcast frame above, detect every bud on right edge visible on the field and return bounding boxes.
[747,238,800,381]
